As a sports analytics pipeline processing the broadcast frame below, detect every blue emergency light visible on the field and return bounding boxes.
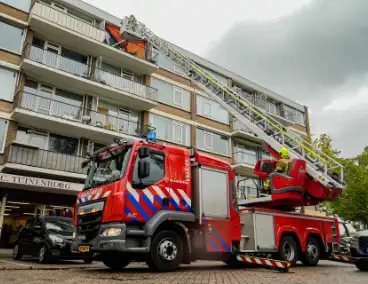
[147,130,157,143]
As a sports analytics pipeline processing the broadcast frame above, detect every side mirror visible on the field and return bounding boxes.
[138,147,150,159]
[138,160,150,179]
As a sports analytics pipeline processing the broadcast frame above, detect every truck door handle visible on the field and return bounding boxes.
[162,198,170,206]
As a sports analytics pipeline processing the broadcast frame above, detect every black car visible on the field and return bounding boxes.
[350,230,368,271]
[12,216,93,264]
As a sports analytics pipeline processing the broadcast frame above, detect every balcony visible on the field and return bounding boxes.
[231,150,257,175]
[230,120,262,142]
[12,92,140,145]
[28,1,158,74]
[3,143,87,180]
[21,45,158,110]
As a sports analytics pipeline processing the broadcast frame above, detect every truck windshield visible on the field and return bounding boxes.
[84,146,132,190]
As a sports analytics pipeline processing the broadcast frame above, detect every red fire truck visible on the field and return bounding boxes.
[72,138,342,272]
[72,16,346,272]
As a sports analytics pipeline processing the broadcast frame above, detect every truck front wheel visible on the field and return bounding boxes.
[102,252,131,270]
[147,230,183,272]
[279,236,299,266]
[301,237,320,266]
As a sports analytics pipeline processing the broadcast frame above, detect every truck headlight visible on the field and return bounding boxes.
[101,228,122,237]
[72,232,76,240]
[49,234,64,244]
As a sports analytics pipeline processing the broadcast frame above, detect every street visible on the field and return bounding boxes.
[0,260,366,284]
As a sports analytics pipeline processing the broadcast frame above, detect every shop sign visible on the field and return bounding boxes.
[0,173,82,191]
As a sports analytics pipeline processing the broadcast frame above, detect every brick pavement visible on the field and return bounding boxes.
[0,260,366,284]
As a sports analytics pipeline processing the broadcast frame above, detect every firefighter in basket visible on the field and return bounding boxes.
[262,147,291,194]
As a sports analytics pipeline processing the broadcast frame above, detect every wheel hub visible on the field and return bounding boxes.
[308,244,319,260]
[13,246,18,258]
[158,239,177,262]
[283,242,295,261]
[39,247,45,261]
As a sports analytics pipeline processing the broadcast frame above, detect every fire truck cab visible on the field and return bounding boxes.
[72,138,341,271]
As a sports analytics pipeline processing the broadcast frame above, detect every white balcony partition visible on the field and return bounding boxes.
[31,2,105,43]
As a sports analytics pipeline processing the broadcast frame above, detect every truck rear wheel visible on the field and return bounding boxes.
[301,237,320,266]
[147,230,183,272]
[279,236,298,266]
[102,253,131,270]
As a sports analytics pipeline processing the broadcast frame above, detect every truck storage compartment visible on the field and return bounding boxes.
[239,211,276,252]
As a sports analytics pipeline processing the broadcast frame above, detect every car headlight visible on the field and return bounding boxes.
[101,228,121,237]
[49,234,64,244]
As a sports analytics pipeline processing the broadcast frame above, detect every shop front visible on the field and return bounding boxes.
[0,172,83,248]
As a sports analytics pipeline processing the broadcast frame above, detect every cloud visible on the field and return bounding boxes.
[205,0,368,157]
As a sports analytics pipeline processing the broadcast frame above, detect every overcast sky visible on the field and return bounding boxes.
[85,0,367,158]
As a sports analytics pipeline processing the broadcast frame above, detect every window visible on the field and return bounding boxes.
[204,132,212,149]
[0,119,8,153]
[48,133,78,155]
[172,122,183,144]
[16,127,78,155]
[132,151,165,188]
[198,65,228,86]
[0,20,24,53]
[235,144,257,165]
[150,113,190,146]
[1,0,31,12]
[0,67,17,101]
[196,128,230,156]
[197,95,229,124]
[267,101,278,115]
[284,105,306,126]
[154,49,187,77]
[173,87,183,107]
[150,78,190,111]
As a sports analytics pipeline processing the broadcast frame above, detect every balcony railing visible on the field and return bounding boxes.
[23,44,157,101]
[232,119,254,135]
[5,143,87,175]
[31,1,158,62]
[31,1,106,43]
[93,67,157,101]
[15,92,141,137]
[237,186,258,199]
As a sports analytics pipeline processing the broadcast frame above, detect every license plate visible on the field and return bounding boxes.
[78,246,90,253]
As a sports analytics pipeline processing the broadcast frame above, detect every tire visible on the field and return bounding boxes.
[356,261,368,271]
[301,237,320,266]
[147,230,183,272]
[278,236,299,266]
[12,244,22,260]
[102,253,131,270]
[38,245,52,264]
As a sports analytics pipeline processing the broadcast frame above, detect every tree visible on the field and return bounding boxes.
[307,135,368,228]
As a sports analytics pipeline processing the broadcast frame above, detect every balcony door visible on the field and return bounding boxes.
[43,42,61,69]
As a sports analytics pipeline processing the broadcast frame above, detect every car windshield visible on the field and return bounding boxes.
[84,146,132,190]
[45,218,74,232]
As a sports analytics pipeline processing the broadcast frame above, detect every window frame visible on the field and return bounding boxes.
[0,19,25,55]
[172,121,183,144]
[1,0,31,12]
[131,149,165,189]
[0,66,18,102]
[173,86,184,108]
[203,131,213,150]
[0,119,9,154]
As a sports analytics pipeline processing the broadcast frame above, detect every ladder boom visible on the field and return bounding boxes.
[119,16,345,193]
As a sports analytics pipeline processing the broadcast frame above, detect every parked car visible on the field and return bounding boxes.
[12,216,94,264]
[350,230,368,271]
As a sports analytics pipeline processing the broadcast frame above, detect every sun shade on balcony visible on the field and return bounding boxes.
[106,24,146,59]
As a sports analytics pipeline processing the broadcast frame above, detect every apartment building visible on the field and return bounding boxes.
[0,0,311,246]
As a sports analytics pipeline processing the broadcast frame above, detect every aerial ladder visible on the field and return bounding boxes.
[118,16,346,209]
